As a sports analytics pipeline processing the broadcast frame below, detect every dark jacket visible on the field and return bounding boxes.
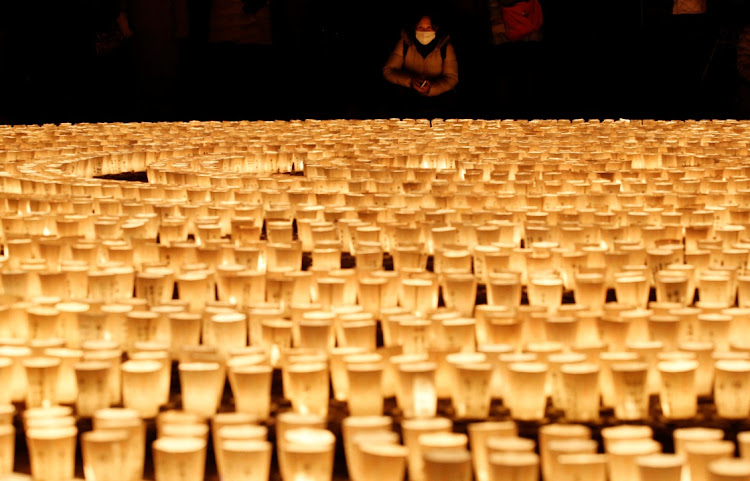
[383,30,459,97]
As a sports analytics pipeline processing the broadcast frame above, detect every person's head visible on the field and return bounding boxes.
[413,14,440,45]
[416,16,437,33]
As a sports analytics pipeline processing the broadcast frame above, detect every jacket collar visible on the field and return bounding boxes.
[402,29,450,51]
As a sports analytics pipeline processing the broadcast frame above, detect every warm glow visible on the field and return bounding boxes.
[270,345,281,366]
[413,376,436,418]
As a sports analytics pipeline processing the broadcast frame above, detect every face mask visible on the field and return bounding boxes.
[415,31,436,45]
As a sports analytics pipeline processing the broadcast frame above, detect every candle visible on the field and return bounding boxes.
[397,361,437,418]
[178,361,225,417]
[286,361,329,418]
[488,452,539,481]
[120,360,162,418]
[557,453,607,481]
[228,363,272,419]
[636,453,684,481]
[714,359,750,419]
[26,426,78,481]
[281,428,336,481]
[546,439,598,481]
[358,443,409,481]
[220,440,272,481]
[401,417,452,481]
[708,458,750,481]
[341,416,393,481]
[658,359,698,419]
[0,424,13,477]
[346,359,384,416]
[23,357,60,408]
[152,437,207,481]
[601,424,653,453]
[423,449,473,481]
[610,361,650,420]
[81,429,129,481]
[607,439,661,481]
[467,421,518,481]
[74,361,111,417]
[685,441,736,481]
[505,362,548,420]
[538,424,591,481]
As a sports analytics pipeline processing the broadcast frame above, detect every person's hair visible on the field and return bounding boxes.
[408,11,442,32]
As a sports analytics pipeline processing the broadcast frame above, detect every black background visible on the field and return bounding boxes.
[1,0,750,125]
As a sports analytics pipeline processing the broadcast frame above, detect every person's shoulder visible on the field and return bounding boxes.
[436,33,452,49]
[400,29,413,46]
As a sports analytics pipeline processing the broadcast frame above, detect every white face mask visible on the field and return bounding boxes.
[415,31,436,45]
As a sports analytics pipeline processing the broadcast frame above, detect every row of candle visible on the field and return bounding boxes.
[3,119,750,177]
[9,322,750,426]
[12,407,750,481]
[4,270,750,351]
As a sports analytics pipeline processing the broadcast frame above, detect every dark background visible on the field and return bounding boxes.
[1,0,750,125]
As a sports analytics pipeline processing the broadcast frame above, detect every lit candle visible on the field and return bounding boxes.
[215,424,267,477]
[601,424,653,453]
[81,429,129,481]
[559,363,600,422]
[685,441,735,481]
[397,361,437,418]
[658,359,698,419]
[505,362,548,420]
[708,458,750,481]
[486,272,522,310]
[120,360,162,418]
[423,449,473,481]
[538,424,591,481]
[341,416,393,481]
[152,436,207,481]
[74,361,111,417]
[557,453,607,481]
[0,424,13,477]
[178,361,225,418]
[281,428,336,481]
[26,425,78,481]
[358,443,409,481]
[546,439,598,481]
[23,356,60,408]
[228,363,272,419]
[714,359,750,419]
[527,274,564,312]
[220,440,272,481]
[346,358,384,416]
[286,361,329,418]
[488,452,539,481]
[401,417,452,481]
[636,453,684,481]
[610,361,650,420]
[607,439,661,481]
[451,362,492,419]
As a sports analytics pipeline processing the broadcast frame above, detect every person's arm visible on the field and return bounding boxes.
[383,38,415,88]
[739,26,750,83]
[426,42,458,96]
